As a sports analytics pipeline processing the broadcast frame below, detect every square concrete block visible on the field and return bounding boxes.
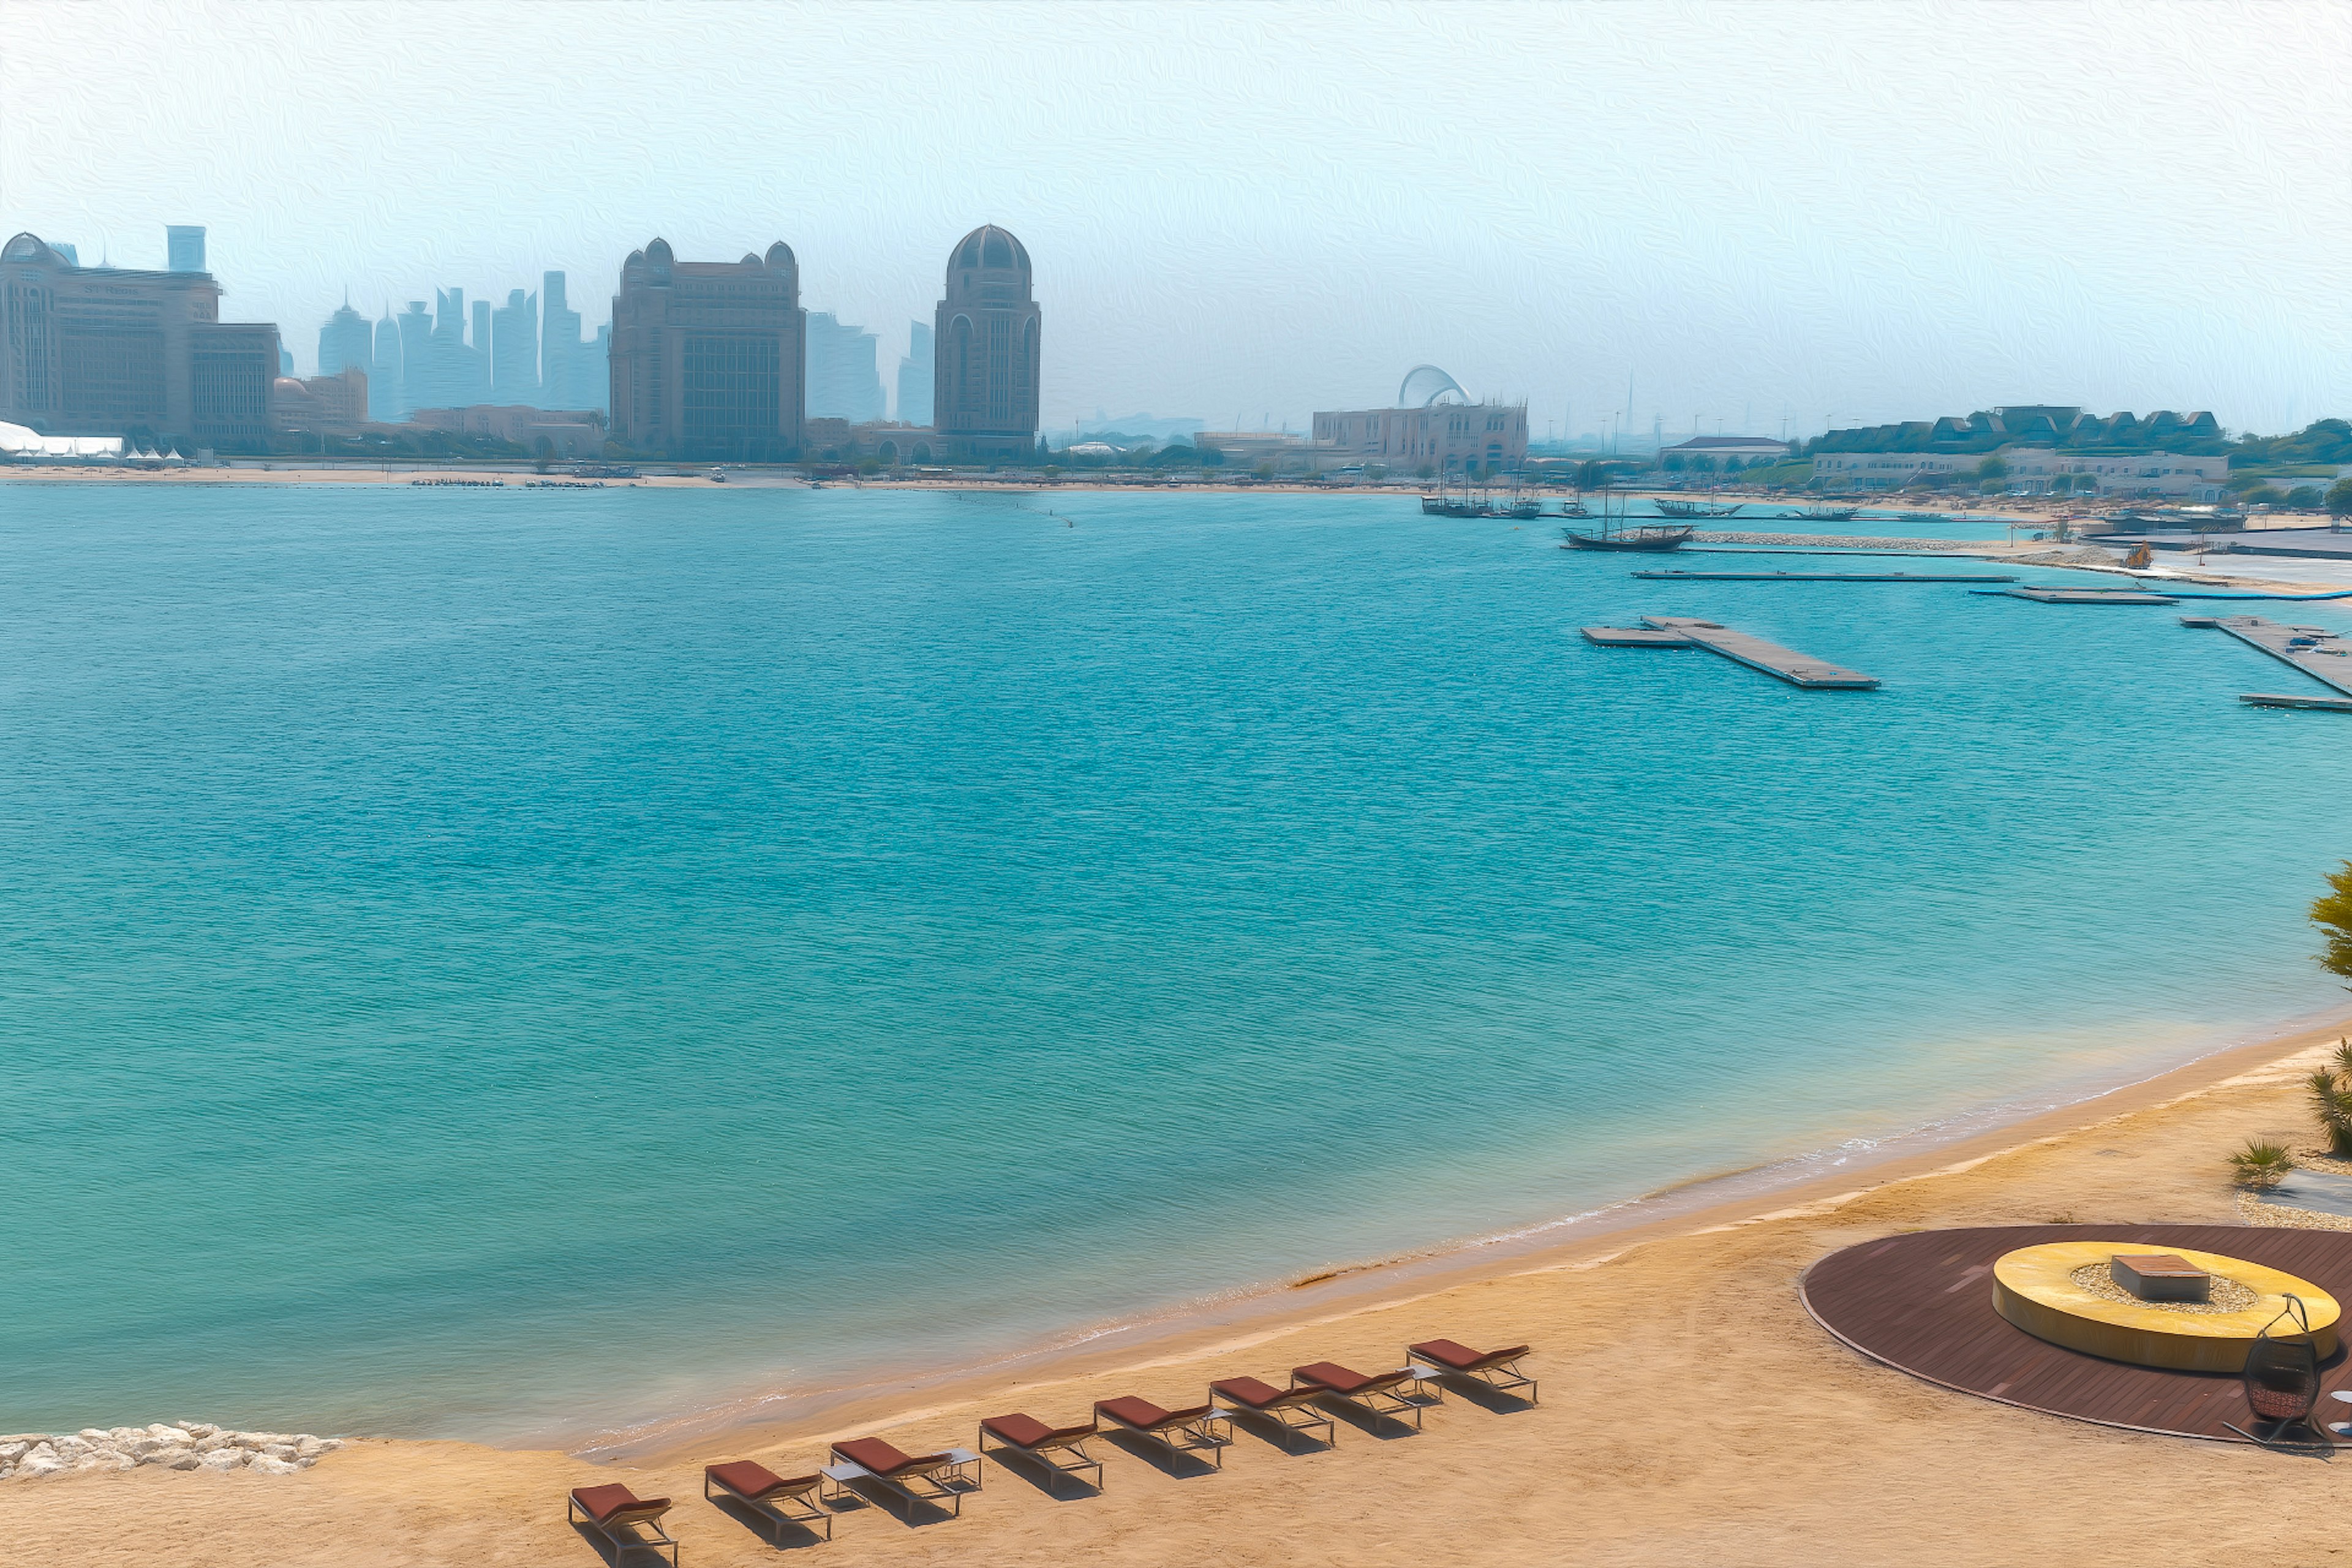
[2111,1253,2211,1303]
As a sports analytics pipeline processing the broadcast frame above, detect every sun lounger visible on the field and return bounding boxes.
[1409,1338,1537,1403]
[704,1459,832,1542]
[1289,1360,1440,1431]
[824,1436,982,1519]
[976,1412,1104,1493]
[1208,1375,1338,1449]
[567,1483,678,1566]
[1094,1395,1232,1468]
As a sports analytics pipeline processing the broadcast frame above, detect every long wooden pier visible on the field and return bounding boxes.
[1630,570,2015,582]
[1578,625,1695,647]
[1639,617,1879,689]
[2190,615,2352,699]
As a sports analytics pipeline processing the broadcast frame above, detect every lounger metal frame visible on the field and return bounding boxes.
[567,1493,679,1566]
[1292,1366,1443,1431]
[1096,1404,1232,1468]
[1213,1392,1337,1450]
[1417,1349,1538,1404]
[704,1467,833,1542]
[976,1422,1105,1493]
[821,1448,982,1519]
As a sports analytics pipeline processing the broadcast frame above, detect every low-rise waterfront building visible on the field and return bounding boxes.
[1659,434,1792,467]
[270,368,368,435]
[1310,400,1528,475]
[1811,447,2227,499]
[407,402,606,456]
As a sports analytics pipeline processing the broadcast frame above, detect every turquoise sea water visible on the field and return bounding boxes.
[3,484,2346,1442]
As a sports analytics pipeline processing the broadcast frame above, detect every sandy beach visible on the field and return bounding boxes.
[13,1009,2352,1567]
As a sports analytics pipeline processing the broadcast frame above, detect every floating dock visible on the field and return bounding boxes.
[1639,617,1879,689]
[2242,693,2352,712]
[1630,570,2015,583]
[1977,586,2180,605]
[2188,616,2352,699]
[1580,625,1695,647]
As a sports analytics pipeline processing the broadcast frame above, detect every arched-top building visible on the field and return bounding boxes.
[608,237,804,459]
[932,224,1039,462]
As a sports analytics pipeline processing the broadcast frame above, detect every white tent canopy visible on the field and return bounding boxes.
[0,421,123,457]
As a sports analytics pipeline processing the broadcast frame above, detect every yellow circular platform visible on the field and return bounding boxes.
[1992,1242,2340,1372]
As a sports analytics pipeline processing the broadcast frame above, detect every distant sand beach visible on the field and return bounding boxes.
[14,1009,2352,1567]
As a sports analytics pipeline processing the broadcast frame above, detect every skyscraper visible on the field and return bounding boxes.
[805,312,884,423]
[396,301,432,415]
[932,225,1039,461]
[371,308,403,420]
[541,271,594,410]
[470,301,492,402]
[897,320,933,427]
[491,288,538,404]
[318,298,372,379]
[607,236,803,459]
[166,225,206,274]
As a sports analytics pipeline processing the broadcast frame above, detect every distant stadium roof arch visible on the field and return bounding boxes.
[1398,365,1469,407]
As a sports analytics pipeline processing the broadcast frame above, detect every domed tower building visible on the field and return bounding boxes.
[609,238,805,460]
[932,225,1039,462]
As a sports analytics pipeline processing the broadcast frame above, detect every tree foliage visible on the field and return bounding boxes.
[2315,862,2352,983]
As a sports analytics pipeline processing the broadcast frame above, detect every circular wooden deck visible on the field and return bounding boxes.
[1801,1225,2352,1443]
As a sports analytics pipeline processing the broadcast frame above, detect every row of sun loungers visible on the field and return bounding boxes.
[566,1338,1533,1559]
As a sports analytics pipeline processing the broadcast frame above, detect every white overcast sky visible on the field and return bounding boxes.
[4,0,2346,437]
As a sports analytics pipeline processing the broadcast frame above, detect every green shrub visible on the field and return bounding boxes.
[2228,1139,2296,1190]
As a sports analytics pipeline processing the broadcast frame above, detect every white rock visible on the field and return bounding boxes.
[17,1455,65,1480]
[77,1428,110,1444]
[0,1466,12,1482]
[159,1452,203,1472]
[260,1444,298,1462]
[108,1427,141,1442]
[181,1423,218,1439]
[0,1442,28,1465]
[247,1455,301,1476]
[198,1449,247,1472]
[52,1437,92,1458]
[149,1425,192,1443]
[192,1435,238,1453]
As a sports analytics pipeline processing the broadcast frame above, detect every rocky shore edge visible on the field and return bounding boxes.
[2,1424,342,1480]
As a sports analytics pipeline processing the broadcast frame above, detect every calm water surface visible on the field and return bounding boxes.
[1,484,2343,1439]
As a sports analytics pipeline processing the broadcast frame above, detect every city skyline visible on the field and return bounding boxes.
[7,0,2350,440]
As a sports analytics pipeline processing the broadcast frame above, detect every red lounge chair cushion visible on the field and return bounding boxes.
[1411,1339,1528,1371]
[571,1484,669,1525]
[1210,1376,1290,1409]
[832,1436,948,1476]
[1292,1361,1401,1396]
[1095,1395,1209,1429]
[706,1460,817,1498]
[981,1413,1094,1449]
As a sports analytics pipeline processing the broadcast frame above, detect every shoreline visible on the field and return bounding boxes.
[587,995,2352,1467]
[18,1000,2352,1564]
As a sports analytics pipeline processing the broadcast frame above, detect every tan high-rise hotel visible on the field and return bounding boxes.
[608,238,805,460]
[932,225,1039,462]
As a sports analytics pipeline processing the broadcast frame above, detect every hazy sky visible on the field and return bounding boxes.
[5,0,2347,437]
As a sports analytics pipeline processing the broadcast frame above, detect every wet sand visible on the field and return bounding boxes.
[13,1012,2352,1566]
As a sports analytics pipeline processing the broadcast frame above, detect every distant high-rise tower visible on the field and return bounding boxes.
[397,301,433,415]
[933,225,1038,461]
[470,300,492,402]
[897,320,934,427]
[491,288,538,404]
[371,308,403,420]
[805,312,884,422]
[608,236,803,458]
[318,298,372,380]
[165,225,206,274]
